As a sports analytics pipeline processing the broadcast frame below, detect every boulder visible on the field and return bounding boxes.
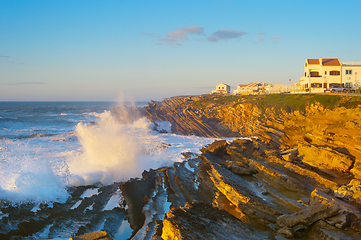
[201,140,228,156]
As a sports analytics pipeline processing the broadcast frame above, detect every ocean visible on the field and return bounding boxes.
[0,101,218,206]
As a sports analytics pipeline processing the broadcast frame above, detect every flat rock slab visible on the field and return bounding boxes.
[276,203,340,229]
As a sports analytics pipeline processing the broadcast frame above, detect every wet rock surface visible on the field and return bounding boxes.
[2,94,361,239]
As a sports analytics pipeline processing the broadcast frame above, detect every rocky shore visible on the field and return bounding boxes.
[2,94,361,239]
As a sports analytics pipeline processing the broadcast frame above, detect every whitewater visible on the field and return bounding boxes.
[0,102,218,206]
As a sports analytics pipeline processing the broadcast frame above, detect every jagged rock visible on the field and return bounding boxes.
[201,139,228,156]
[200,153,282,226]
[334,179,361,204]
[119,170,156,236]
[227,147,306,192]
[280,148,298,162]
[276,203,340,229]
[298,143,354,172]
[69,231,112,240]
[161,202,271,240]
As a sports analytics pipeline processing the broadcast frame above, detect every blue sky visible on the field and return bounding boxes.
[1,0,361,101]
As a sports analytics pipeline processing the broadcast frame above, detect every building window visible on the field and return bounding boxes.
[304,72,306,77]
[346,70,352,75]
[330,71,340,76]
[325,71,327,75]
[311,83,322,88]
[310,72,319,77]
[345,82,353,88]
[323,83,327,88]
[222,87,224,89]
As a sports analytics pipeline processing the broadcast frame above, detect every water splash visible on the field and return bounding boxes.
[0,104,218,205]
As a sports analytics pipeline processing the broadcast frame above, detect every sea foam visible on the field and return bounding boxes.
[0,140,70,204]
[0,106,218,205]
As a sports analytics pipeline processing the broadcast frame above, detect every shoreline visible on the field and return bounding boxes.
[2,94,361,239]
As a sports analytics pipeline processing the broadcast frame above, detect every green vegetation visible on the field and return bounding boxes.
[191,94,361,115]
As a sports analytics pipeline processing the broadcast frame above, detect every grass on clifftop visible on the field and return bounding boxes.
[191,94,361,114]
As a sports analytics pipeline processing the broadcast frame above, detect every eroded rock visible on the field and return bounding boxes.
[161,202,271,240]
[298,143,354,172]
[276,203,340,229]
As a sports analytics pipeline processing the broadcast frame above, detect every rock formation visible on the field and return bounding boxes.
[1,94,361,239]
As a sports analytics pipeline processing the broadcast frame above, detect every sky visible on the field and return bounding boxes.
[1,0,361,101]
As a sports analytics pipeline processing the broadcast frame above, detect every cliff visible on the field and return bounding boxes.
[139,93,361,239]
[141,94,361,180]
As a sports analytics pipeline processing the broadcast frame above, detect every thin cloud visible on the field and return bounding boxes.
[207,29,246,42]
[258,37,264,42]
[141,32,152,36]
[271,36,281,40]
[257,32,265,35]
[159,26,204,45]
[1,82,47,86]
[195,38,205,41]
[0,55,10,58]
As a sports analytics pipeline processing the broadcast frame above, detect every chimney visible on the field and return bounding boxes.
[319,57,323,66]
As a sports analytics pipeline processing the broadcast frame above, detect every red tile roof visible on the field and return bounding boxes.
[238,82,261,88]
[307,59,319,64]
[307,58,341,66]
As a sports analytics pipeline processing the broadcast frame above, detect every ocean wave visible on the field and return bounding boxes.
[0,105,219,205]
[0,140,70,205]
[1,132,58,140]
[67,110,218,186]
[82,112,103,117]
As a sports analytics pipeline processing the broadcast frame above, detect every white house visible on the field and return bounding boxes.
[299,57,342,93]
[211,83,230,94]
[298,57,361,92]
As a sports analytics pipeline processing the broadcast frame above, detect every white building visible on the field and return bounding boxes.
[342,62,361,88]
[298,57,361,92]
[299,57,342,93]
[234,82,264,95]
[211,83,230,94]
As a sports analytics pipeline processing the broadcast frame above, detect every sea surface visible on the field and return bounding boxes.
[0,101,218,205]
